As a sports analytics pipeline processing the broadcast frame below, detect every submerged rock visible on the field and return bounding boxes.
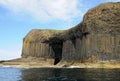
[22,2,120,65]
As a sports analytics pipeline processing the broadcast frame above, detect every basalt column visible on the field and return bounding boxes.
[22,2,120,63]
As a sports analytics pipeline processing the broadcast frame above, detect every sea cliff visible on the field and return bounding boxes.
[22,2,120,64]
[0,2,120,68]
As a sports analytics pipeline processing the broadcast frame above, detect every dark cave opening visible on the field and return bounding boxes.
[50,42,63,65]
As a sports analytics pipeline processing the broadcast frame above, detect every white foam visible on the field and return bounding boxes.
[68,66,80,68]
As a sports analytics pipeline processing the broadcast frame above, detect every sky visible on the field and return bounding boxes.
[0,0,120,60]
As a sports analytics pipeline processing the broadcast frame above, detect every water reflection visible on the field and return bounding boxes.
[21,68,120,81]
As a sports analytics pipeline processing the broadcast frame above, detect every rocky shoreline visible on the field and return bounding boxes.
[0,58,120,68]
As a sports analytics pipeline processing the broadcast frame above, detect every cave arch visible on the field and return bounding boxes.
[50,42,63,65]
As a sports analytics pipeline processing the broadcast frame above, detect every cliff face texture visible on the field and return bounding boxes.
[22,2,120,65]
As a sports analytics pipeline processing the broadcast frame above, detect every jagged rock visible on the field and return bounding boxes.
[22,2,120,65]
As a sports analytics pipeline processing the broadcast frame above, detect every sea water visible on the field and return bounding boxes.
[0,67,120,81]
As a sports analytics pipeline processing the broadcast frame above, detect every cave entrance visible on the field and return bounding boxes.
[50,42,63,65]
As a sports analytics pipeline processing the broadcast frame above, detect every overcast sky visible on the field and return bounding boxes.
[0,0,120,60]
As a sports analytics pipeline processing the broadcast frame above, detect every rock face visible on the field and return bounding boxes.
[22,2,120,65]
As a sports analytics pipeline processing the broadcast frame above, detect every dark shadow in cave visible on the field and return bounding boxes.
[50,42,63,65]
